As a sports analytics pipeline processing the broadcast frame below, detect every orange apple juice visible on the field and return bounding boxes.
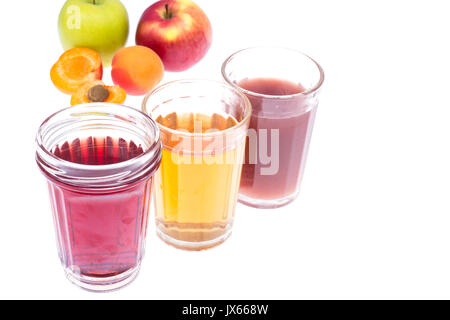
[154,112,245,249]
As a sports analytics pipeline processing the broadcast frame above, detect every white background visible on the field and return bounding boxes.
[1,0,450,299]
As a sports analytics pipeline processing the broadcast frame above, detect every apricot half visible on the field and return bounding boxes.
[71,80,127,106]
[111,46,164,96]
[51,48,103,94]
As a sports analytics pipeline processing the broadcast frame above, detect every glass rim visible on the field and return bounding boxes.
[36,103,162,188]
[142,79,252,138]
[221,46,325,99]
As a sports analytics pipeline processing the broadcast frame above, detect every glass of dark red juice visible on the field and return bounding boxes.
[36,103,161,291]
[222,47,324,208]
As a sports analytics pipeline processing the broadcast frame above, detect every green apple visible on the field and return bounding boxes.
[58,0,129,66]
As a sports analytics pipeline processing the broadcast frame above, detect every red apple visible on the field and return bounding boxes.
[136,0,212,72]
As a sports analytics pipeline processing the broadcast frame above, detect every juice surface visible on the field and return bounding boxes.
[239,77,305,96]
[52,136,144,165]
[154,113,245,245]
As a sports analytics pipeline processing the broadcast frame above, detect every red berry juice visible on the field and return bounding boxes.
[48,136,151,278]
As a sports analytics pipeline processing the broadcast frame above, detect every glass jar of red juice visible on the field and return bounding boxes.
[36,103,161,291]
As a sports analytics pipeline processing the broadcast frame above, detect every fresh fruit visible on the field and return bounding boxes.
[111,46,164,96]
[136,0,212,72]
[51,48,103,94]
[58,0,129,66]
[71,80,126,105]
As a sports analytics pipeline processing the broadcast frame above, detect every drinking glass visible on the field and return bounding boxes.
[142,80,251,250]
[222,46,324,208]
[36,103,162,291]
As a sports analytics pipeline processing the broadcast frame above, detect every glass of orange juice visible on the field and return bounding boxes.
[142,80,251,250]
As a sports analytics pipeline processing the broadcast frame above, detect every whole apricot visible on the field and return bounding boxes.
[111,46,164,96]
